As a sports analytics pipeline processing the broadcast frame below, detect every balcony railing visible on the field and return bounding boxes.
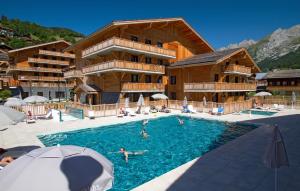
[20,82,75,88]
[64,70,83,79]
[184,82,256,92]
[18,76,66,82]
[28,58,69,66]
[8,66,62,73]
[0,77,19,88]
[267,85,300,91]
[121,83,165,93]
[224,64,252,76]
[82,60,165,75]
[39,50,75,59]
[82,37,176,59]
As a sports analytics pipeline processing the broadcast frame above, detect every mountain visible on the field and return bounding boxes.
[219,24,300,72]
[0,15,84,49]
[219,39,256,51]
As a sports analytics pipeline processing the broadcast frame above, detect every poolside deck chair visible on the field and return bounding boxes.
[187,105,197,113]
[144,107,150,115]
[126,108,136,116]
[88,110,95,119]
[182,106,189,113]
[217,107,224,115]
[150,105,158,113]
[212,108,218,115]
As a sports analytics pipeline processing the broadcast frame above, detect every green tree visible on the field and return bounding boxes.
[0,89,12,100]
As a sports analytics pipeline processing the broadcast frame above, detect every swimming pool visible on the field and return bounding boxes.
[241,109,277,116]
[38,116,257,190]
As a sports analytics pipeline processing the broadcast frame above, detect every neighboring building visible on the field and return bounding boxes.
[169,48,260,102]
[0,25,14,38]
[255,73,267,92]
[264,69,300,96]
[65,18,259,104]
[8,40,75,99]
[0,43,14,90]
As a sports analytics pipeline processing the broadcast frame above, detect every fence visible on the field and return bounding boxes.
[254,96,300,109]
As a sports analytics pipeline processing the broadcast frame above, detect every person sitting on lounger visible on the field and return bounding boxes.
[27,111,33,120]
[177,117,184,125]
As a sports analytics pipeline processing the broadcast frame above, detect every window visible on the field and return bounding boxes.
[170,92,176,100]
[145,75,152,83]
[34,63,39,67]
[235,77,239,83]
[145,39,151,45]
[131,74,139,82]
[55,91,65,98]
[225,62,230,66]
[131,36,138,42]
[37,92,43,96]
[52,48,56,51]
[235,60,239,64]
[291,81,295,85]
[22,92,29,98]
[282,81,287,86]
[170,76,176,85]
[145,57,152,64]
[225,76,230,82]
[44,73,49,76]
[131,55,139,62]
[52,56,56,60]
[34,72,38,76]
[157,42,163,48]
[33,55,38,58]
[158,59,163,65]
[214,74,219,82]
[276,81,281,86]
[157,76,162,83]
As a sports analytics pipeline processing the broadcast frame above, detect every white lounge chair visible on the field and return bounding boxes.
[144,107,150,115]
[187,105,197,113]
[278,104,285,111]
[88,110,95,119]
[212,108,218,115]
[26,118,36,124]
[126,108,136,116]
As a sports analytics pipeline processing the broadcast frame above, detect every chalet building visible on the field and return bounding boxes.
[0,43,13,90]
[264,69,300,96]
[8,40,75,99]
[65,18,259,104]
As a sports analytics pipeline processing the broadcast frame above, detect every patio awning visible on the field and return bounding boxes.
[74,84,101,94]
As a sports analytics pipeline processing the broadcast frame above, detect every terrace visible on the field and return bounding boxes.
[184,82,256,92]
[18,76,66,82]
[82,37,176,59]
[38,50,75,59]
[8,66,62,73]
[28,58,69,66]
[121,82,165,92]
[224,64,252,76]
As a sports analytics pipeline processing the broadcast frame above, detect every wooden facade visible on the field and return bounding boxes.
[66,18,259,104]
[8,40,75,99]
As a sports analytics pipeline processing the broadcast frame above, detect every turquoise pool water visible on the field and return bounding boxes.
[241,109,277,116]
[38,116,257,190]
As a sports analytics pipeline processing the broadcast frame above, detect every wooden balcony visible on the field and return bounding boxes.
[20,82,75,88]
[82,37,176,59]
[8,66,62,73]
[184,82,256,92]
[0,77,19,88]
[121,83,165,93]
[64,69,83,79]
[267,85,300,91]
[39,50,75,59]
[18,76,66,82]
[82,60,165,75]
[28,58,69,66]
[224,64,252,76]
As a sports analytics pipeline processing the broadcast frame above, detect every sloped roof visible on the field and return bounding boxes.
[74,84,101,94]
[8,40,71,53]
[264,69,300,79]
[255,73,267,80]
[0,52,9,62]
[170,48,241,67]
[66,17,214,52]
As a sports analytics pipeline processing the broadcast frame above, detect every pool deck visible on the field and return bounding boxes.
[1,109,300,191]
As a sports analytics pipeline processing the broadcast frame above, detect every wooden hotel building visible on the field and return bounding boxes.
[65,18,260,105]
[8,40,75,99]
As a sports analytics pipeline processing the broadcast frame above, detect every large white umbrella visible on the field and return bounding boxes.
[4,98,26,107]
[23,95,49,104]
[125,97,129,108]
[0,106,26,126]
[203,96,207,106]
[151,93,168,100]
[263,125,289,191]
[0,145,114,191]
[255,91,272,97]
[137,94,145,106]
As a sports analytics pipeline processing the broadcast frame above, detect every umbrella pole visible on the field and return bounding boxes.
[275,168,278,191]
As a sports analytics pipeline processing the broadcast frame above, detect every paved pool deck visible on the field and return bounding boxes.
[1,109,300,191]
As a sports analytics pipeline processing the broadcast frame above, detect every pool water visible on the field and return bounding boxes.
[39,116,257,191]
[241,109,277,116]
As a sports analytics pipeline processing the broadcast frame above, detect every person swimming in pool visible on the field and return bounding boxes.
[140,128,149,139]
[142,119,149,126]
[177,117,184,125]
[119,148,147,163]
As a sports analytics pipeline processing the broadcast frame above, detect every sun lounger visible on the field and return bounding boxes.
[182,106,189,113]
[212,108,218,115]
[144,107,150,115]
[150,105,158,113]
[217,107,224,115]
[88,110,95,119]
[187,105,197,113]
[26,118,36,124]
[126,108,136,116]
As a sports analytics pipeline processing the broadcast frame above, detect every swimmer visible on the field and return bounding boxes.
[119,147,147,163]
[143,119,149,126]
[140,128,149,139]
[177,117,184,125]
[119,147,129,163]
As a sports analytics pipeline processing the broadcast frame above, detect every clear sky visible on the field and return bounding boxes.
[1,0,300,49]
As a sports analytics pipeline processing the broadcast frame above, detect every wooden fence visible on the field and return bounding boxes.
[254,96,300,109]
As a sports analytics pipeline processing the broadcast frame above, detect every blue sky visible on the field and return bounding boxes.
[1,0,300,49]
